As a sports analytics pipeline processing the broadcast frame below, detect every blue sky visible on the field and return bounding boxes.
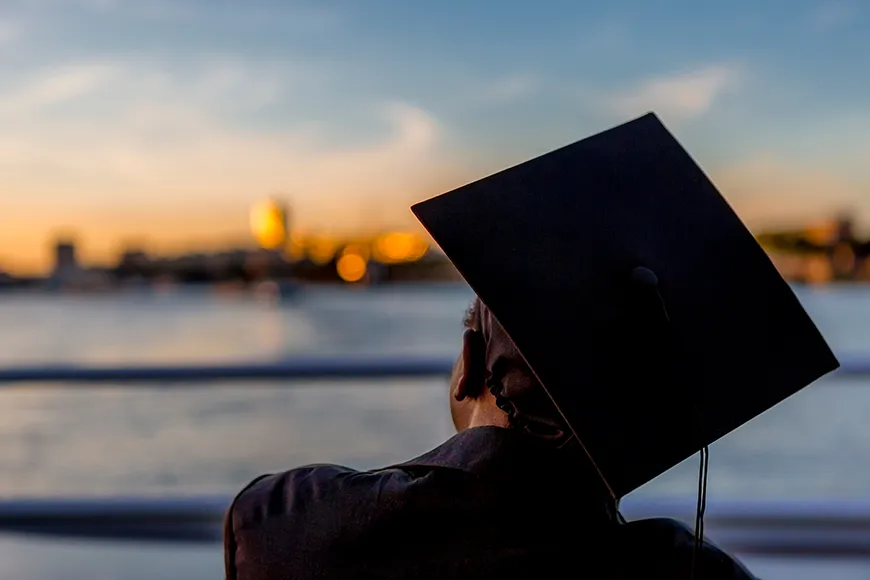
[1,0,869,271]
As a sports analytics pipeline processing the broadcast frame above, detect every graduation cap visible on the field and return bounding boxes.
[411,112,839,502]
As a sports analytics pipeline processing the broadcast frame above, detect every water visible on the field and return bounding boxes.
[0,282,867,578]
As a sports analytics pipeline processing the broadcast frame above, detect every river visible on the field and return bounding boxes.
[0,283,866,578]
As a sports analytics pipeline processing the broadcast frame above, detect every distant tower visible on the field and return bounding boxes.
[250,198,290,251]
[53,238,79,276]
[835,212,855,243]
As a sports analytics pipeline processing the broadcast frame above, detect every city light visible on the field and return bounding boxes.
[372,232,428,264]
[336,252,367,283]
[250,199,288,250]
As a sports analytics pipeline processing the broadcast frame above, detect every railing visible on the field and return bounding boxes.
[0,353,866,384]
[0,356,866,559]
[1,495,869,558]
[0,356,457,385]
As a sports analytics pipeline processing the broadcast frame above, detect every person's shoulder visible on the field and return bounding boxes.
[618,517,758,580]
[224,465,366,578]
[227,464,360,531]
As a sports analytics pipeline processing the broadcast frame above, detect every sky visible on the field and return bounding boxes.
[1,0,870,273]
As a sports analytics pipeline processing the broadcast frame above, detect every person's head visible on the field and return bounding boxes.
[448,297,506,431]
[448,296,572,445]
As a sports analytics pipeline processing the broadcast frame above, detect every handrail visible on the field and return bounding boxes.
[0,353,864,384]
[0,356,454,385]
[0,354,865,560]
[0,495,869,557]
[621,497,870,558]
[0,496,226,543]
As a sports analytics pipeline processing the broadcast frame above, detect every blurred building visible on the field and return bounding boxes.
[53,239,79,277]
[757,213,870,283]
[47,237,112,291]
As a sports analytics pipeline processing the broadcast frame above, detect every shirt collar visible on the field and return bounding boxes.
[396,426,611,499]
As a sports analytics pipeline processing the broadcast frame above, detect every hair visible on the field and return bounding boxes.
[461,296,561,438]
[462,297,620,518]
[463,297,482,332]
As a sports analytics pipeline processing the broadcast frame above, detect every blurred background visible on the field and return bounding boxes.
[0,0,869,578]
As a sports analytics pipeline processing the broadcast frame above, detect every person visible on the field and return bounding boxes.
[224,297,756,579]
[224,113,839,579]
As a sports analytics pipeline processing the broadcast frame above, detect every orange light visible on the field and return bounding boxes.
[250,199,288,250]
[336,253,367,283]
[372,232,428,264]
[804,255,832,284]
[307,236,339,265]
[286,231,306,260]
[832,242,856,274]
[342,243,371,262]
[804,221,836,246]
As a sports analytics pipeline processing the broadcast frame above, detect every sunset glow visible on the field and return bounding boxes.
[1,1,869,274]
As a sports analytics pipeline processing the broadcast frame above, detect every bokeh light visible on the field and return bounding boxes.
[250,199,288,250]
[336,253,367,283]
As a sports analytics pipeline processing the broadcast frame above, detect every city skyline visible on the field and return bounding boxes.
[2,1,870,273]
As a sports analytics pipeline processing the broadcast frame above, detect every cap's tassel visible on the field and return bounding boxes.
[691,445,710,580]
[630,266,710,579]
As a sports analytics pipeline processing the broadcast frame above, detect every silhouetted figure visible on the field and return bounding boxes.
[224,113,838,579]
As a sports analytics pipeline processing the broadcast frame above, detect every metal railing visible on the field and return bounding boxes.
[0,356,456,385]
[0,356,866,559]
[0,353,866,384]
[0,495,868,558]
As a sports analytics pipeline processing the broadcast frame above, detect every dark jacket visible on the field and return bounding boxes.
[224,426,756,579]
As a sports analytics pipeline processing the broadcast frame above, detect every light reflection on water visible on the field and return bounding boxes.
[0,377,866,500]
[0,283,866,578]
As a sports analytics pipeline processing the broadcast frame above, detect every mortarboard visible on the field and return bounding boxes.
[411,112,839,500]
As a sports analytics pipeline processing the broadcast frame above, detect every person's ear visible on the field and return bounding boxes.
[455,329,486,401]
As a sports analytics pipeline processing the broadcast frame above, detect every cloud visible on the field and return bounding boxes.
[811,1,857,32]
[0,56,328,125]
[381,102,439,150]
[0,18,21,45]
[606,64,743,122]
[34,0,343,28]
[0,57,457,269]
[0,63,117,116]
[477,75,537,103]
[574,21,631,54]
[0,62,441,195]
[448,73,538,110]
